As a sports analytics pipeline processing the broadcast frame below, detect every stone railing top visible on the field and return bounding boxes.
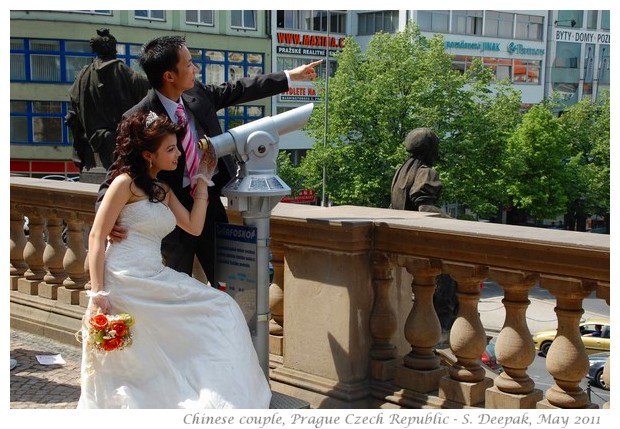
[11,177,610,285]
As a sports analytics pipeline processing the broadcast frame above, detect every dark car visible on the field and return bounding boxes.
[586,352,610,390]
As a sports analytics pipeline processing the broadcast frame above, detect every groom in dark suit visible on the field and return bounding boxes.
[98,35,321,284]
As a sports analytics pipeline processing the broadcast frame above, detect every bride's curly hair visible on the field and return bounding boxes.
[110,111,183,202]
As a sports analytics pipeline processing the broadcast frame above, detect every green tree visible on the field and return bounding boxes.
[439,74,522,219]
[558,91,610,230]
[292,23,522,213]
[503,103,570,221]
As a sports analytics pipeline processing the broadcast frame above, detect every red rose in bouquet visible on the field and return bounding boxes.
[90,313,109,331]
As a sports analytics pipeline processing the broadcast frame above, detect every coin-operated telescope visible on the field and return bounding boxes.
[198,103,314,379]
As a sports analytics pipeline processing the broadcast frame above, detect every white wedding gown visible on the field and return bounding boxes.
[77,199,272,409]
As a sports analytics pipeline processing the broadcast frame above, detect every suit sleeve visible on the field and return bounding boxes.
[199,72,289,111]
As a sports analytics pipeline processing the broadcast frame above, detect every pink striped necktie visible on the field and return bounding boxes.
[175,103,199,194]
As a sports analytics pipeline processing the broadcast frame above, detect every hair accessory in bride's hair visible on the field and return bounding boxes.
[145,111,158,128]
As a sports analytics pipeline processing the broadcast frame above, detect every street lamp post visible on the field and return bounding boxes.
[322,10,330,207]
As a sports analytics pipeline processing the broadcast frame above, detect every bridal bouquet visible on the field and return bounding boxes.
[81,313,135,352]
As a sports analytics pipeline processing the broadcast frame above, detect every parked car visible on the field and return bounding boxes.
[436,337,502,375]
[586,352,610,390]
[481,341,502,372]
[532,317,610,357]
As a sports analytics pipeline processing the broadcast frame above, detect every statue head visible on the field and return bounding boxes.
[90,28,117,60]
[403,127,440,166]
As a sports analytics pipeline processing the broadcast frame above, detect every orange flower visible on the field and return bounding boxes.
[102,336,124,352]
[90,313,109,331]
[109,320,127,338]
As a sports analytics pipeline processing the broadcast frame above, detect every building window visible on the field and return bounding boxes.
[328,11,347,33]
[189,48,266,127]
[231,10,256,30]
[515,14,544,41]
[601,11,610,30]
[277,56,337,79]
[115,43,145,75]
[10,37,143,84]
[483,57,512,81]
[417,10,450,33]
[225,105,264,131]
[10,100,69,146]
[451,10,483,36]
[134,10,165,21]
[485,11,514,38]
[556,10,583,28]
[276,10,346,33]
[513,59,541,84]
[451,55,473,75]
[586,11,598,30]
[186,10,214,26]
[10,38,93,83]
[358,11,399,35]
[552,41,581,103]
[598,45,610,85]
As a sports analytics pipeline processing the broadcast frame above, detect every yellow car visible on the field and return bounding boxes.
[532,317,610,357]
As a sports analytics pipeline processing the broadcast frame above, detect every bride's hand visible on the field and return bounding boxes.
[192,140,217,187]
[88,295,110,315]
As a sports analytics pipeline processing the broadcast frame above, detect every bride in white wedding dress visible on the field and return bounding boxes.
[77,111,271,409]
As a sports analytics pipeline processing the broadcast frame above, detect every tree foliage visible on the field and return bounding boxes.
[279,24,610,227]
[558,90,610,219]
[503,103,570,220]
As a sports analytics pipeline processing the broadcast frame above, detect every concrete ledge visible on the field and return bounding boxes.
[10,291,83,346]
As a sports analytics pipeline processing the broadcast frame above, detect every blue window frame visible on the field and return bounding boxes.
[10,100,70,146]
[10,38,93,83]
[10,37,269,147]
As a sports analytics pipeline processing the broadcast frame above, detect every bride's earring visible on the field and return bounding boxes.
[148,159,153,169]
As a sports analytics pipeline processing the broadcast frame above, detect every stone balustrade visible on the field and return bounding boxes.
[10,177,610,409]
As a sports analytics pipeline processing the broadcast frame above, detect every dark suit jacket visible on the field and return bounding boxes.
[96,72,289,279]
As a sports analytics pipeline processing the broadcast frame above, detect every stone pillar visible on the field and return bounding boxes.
[439,262,492,406]
[537,275,597,409]
[18,209,46,295]
[484,269,543,409]
[59,214,88,305]
[39,211,68,300]
[394,256,446,393]
[10,205,28,290]
[369,251,397,381]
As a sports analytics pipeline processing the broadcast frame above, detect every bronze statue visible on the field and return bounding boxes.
[67,28,150,174]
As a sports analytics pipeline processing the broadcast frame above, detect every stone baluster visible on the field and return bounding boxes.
[18,208,46,295]
[369,251,397,381]
[269,244,285,357]
[58,213,88,305]
[394,256,446,393]
[10,205,28,290]
[596,281,610,409]
[39,210,68,300]
[537,275,596,409]
[485,269,543,408]
[439,262,491,406]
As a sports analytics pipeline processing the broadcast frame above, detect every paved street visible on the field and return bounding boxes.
[9,328,81,409]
